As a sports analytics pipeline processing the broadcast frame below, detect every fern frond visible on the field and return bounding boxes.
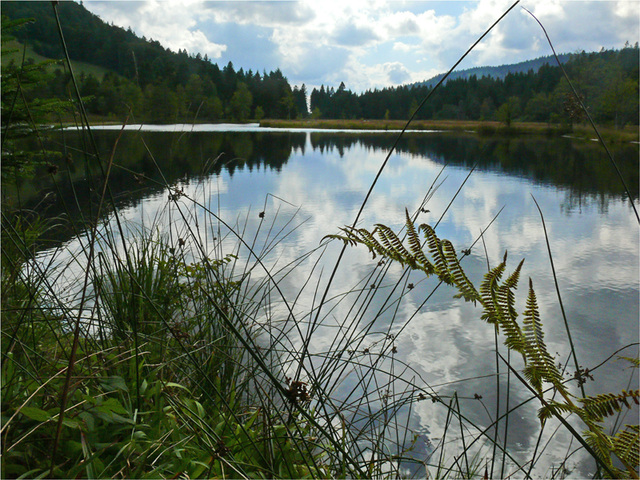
[477,259,528,355]
[618,356,640,368]
[420,224,452,283]
[329,215,639,478]
[611,425,640,473]
[582,424,624,479]
[375,223,416,267]
[498,259,524,321]
[537,400,579,424]
[354,226,383,248]
[322,232,360,247]
[522,278,565,395]
[479,261,506,326]
[441,240,481,304]
[580,390,640,421]
[349,226,387,259]
[504,258,524,289]
[405,210,434,274]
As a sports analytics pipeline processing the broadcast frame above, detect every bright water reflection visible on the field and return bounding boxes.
[31,128,638,477]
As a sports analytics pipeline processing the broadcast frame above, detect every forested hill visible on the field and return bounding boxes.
[415,54,572,88]
[2,1,638,127]
[309,45,638,127]
[1,1,308,122]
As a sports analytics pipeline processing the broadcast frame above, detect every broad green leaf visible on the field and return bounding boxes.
[244,408,260,430]
[190,460,211,478]
[19,406,51,422]
[62,417,82,430]
[17,468,46,479]
[99,376,129,393]
[100,397,129,415]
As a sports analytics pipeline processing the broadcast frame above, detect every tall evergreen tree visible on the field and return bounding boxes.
[229,82,252,121]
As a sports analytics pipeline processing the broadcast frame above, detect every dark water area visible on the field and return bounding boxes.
[9,130,638,243]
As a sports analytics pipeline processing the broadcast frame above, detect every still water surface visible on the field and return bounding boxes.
[33,125,639,477]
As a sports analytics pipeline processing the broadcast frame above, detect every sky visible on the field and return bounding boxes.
[83,0,640,92]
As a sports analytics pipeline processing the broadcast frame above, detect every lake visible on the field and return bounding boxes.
[23,124,639,477]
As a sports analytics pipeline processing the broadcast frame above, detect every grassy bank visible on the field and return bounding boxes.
[4,40,111,81]
[260,118,639,142]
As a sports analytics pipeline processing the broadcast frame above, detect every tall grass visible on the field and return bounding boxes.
[2,1,638,479]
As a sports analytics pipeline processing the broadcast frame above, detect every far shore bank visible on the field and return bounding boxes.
[65,115,638,143]
[259,118,639,142]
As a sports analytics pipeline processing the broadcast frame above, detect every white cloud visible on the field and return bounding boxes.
[332,21,380,47]
[384,11,422,36]
[173,29,227,58]
[207,1,316,26]
[84,0,639,92]
[393,42,414,52]
[87,0,227,58]
[384,61,411,84]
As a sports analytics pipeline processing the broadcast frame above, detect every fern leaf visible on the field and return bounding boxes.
[479,261,506,326]
[618,356,640,368]
[582,424,624,479]
[522,278,565,395]
[611,425,640,473]
[322,232,360,247]
[442,240,481,304]
[478,260,528,355]
[420,224,452,283]
[499,259,524,321]
[582,418,636,479]
[356,226,387,259]
[537,400,579,425]
[405,210,433,274]
[580,390,640,421]
[375,223,415,268]
[504,258,524,289]
[329,215,639,479]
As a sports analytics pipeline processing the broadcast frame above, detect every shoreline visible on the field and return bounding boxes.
[259,118,639,142]
[61,116,638,143]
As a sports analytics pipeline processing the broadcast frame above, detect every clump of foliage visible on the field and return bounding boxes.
[0,11,331,478]
[1,15,72,184]
[1,217,333,478]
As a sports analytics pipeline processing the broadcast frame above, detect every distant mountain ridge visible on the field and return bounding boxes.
[415,54,572,88]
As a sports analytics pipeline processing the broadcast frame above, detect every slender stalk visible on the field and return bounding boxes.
[48,4,134,469]
[531,195,585,400]
[455,393,470,476]
[500,348,511,479]
[497,353,616,478]
[436,396,455,479]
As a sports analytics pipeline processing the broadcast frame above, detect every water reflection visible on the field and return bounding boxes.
[14,130,637,229]
[310,132,639,200]
[13,128,639,477]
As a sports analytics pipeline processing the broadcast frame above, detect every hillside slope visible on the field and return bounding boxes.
[416,54,572,88]
[1,1,308,121]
